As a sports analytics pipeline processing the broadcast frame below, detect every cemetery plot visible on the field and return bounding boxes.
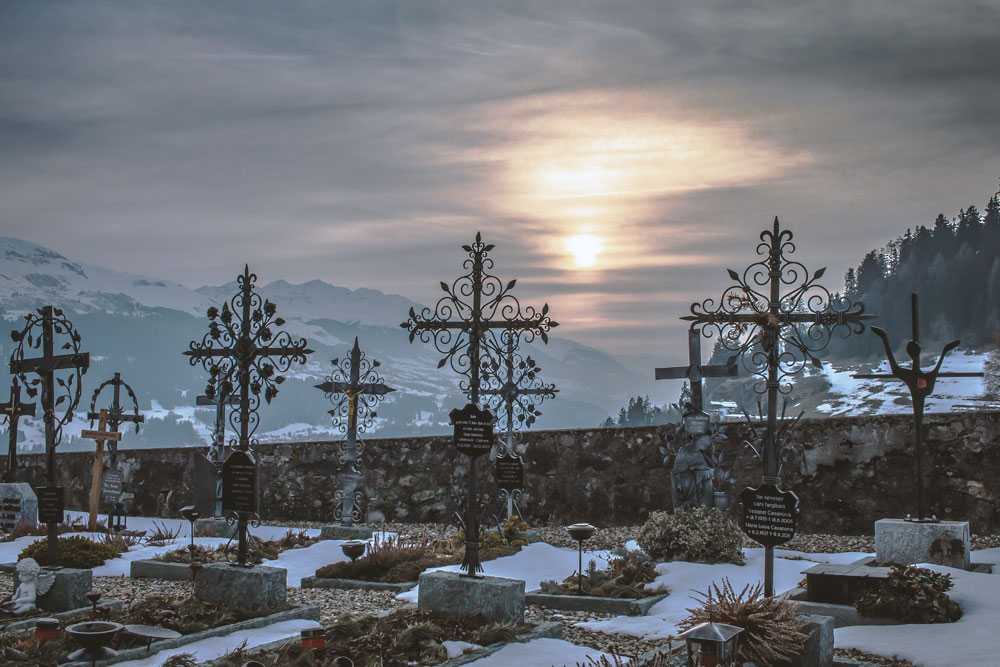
[529,552,670,616]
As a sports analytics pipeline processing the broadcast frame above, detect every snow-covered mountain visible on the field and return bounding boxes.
[0,237,645,451]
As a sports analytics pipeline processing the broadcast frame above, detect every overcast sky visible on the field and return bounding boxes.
[2,1,998,361]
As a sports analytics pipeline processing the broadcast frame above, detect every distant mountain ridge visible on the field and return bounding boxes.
[0,236,645,452]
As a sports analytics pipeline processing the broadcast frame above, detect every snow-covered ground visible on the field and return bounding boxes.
[817,350,997,415]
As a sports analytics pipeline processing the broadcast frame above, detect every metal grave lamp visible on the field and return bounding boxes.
[678,621,744,667]
[180,505,200,561]
[109,500,127,533]
[566,523,596,594]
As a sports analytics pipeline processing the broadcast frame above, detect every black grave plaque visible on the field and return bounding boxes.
[101,470,123,503]
[740,484,799,547]
[193,452,220,517]
[494,454,524,491]
[36,486,65,524]
[222,450,258,514]
[450,403,494,457]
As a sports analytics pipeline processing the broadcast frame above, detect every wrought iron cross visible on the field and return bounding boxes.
[402,232,557,576]
[482,332,557,520]
[88,372,144,465]
[184,265,312,567]
[1,377,36,483]
[853,292,983,521]
[682,217,873,596]
[10,305,90,563]
[315,337,395,528]
[655,328,738,413]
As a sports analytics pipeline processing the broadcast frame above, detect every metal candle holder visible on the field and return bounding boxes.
[340,540,367,563]
[181,505,200,562]
[566,523,596,595]
[65,621,123,666]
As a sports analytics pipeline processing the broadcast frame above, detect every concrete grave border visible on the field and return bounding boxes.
[130,558,197,581]
[525,590,669,616]
[299,575,417,592]
[62,604,321,666]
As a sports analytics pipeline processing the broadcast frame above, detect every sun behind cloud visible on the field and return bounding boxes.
[565,233,603,268]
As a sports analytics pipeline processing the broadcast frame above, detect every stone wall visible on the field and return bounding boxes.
[4,410,1000,534]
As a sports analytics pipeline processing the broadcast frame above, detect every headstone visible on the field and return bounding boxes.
[418,570,525,624]
[35,486,65,525]
[0,483,38,532]
[740,484,799,547]
[14,566,91,613]
[193,563,286,615]
[221,449,257,514]
[875,518,971,570]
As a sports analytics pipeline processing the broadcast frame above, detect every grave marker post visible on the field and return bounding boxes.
[315,337,394,529]
[184,265,312,567]
[10,306,90,563]
[86,372,143,530]
[681,218,873,596]
[1,377,36,483]
[79,410,122,531]
[402,232,557,575]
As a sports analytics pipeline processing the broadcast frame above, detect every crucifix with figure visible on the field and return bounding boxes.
[402,232,557,576]
[1,378,36,483]
[10,306,90,563]
[184,265,312,567]
[853,292,982,522]
[315,337,395,532]
[85,372,143,531]
[682,218,873,596]
[482,331,557,520]
[196,389,240,518]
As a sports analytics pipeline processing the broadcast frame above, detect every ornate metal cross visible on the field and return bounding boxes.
[184,265,312,567]
[853,292,983,521]
[402,232,557,576]
[10,305,90,563]
[315,336,395,528]
[655,328,738,413]
[196,389,240,517]
[1,378,36,483]
[682,218,873,596]
[482,332,557,520]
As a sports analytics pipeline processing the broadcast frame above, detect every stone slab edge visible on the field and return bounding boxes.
[299,575,417,592]
[0,600,126,634]
[525,591,669,616]
[63,604,322,667]
[782,587,896,629]
[129,559,196,581]
[438,621,562,667]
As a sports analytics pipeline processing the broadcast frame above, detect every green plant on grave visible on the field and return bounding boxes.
[19,535,123,569]
[855,565,962,623]
[679,578,808,666]
[540,550,661,598]
[637,507,744,565]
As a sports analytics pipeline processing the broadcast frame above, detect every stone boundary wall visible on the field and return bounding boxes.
[3,410,999,534]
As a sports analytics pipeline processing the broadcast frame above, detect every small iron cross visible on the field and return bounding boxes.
[853,292,983,521]
[1,377,36,483]
[655,328,737,413]
[315,337,395,527]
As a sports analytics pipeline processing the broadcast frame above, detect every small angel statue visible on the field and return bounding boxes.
[1,558,55,616]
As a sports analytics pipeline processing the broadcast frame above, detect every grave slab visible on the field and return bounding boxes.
[418,571,525,624]
[803,557,890,605]
[13,567,92,613]
[193,517,237,539]
[0,483,38,532]
[525,590,668,616]
[319,524,374,540]
[193,563,286,616]
[875,518,971,569]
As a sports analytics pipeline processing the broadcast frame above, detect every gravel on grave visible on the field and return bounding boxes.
[526,605,673,659]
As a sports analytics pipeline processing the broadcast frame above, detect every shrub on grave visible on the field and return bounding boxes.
[855,565,962,623]
[637,507,744,564]
[679,578,808,666]
[316,537,448,582]
[19,535,123,569]
[540,550,661,598]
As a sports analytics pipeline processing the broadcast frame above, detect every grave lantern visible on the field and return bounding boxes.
[35,618,60,645]
[301,627,325,651]
[678,622,743,667]
[109,500,127,533]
